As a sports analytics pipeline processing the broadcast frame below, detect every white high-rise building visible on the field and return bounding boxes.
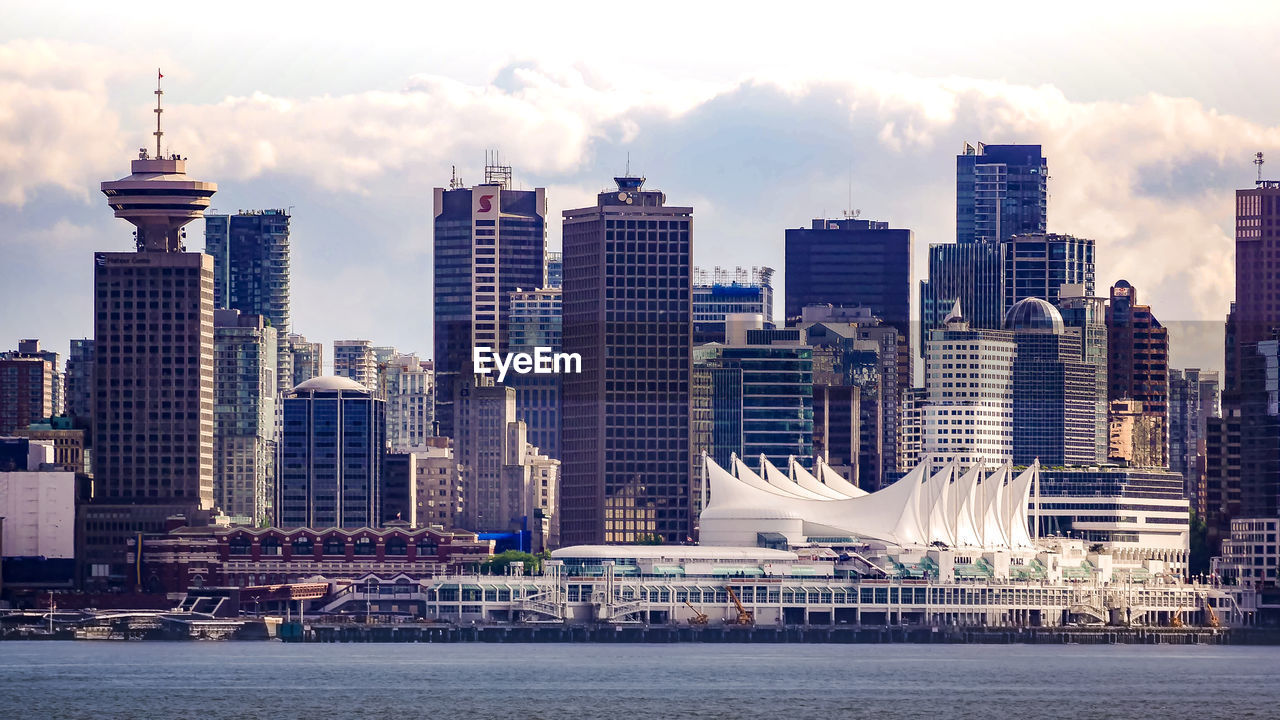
[922,305,1015,471]
[334,340,377,391]
[383,353,435,451]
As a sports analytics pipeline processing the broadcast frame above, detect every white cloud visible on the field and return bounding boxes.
[5,41,1280,370]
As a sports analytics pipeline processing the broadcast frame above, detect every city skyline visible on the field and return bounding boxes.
[6,4,1280,375]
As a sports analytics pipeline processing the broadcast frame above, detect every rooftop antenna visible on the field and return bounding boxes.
[154,68,164,158]
[625,152,631,177]
[1256,152,1266,185]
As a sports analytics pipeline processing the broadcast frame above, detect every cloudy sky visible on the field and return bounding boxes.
[4,1,1280,373]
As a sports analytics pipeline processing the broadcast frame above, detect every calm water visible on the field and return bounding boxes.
[1,641,1278,719]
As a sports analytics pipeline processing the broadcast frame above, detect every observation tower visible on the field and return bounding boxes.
[100,71,217,252]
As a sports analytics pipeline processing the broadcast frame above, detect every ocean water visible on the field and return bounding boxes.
[1,642,1277,719]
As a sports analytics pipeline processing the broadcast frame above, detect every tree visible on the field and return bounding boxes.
[479,550,542,575]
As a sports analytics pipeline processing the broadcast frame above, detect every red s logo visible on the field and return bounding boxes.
[478,194,494,213]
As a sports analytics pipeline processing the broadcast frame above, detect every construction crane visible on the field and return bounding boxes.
[1170,609,1184,628]
[683,600,709,626]
[726,586,754,626]
[1203,595,1221,628]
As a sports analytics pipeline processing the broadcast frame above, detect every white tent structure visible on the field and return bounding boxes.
[700,454,1039,551]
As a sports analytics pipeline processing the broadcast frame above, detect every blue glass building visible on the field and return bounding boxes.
[277,376,386,529]
[956,143,1047,245]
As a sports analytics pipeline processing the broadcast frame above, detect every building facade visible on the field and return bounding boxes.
[287,334,324,386]
[381,353,435,452]
[1003,233,1095,312]
[213,309,278,526]
[784,218,912,358]
[921,311,1015,471]
[432,171,546,437]
[203,209,292,394]
[692,266,775,344]
[920,241,1007,336]
[956,142,1047,245]
[1169,368,1221,513]
[87,131,218,587]
[64,338,94,429]
[0,354,54,435]
[561,176,692,544]
[1107,279,1169,467]
[277,376,386,529]
[333,340,377,392]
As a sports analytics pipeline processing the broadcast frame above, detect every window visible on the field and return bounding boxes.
[292,537,313,555]
[323,537,346,555]
[386,538,407,556]
[354,537,375,555]
[228,536,252,555]
[417,538,438,556]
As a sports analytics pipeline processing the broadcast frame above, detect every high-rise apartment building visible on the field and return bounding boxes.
[85,86,218,586]
[1108,399,1167,468]
[277,376,385,528]
[1239,340,1280,518]
[561,176,692,545]
[956,142,1047,244]
[204,209,292,393]
[692,266,774,344]
[432,166,546,437]
[212,309,277,525]
[1106,280,1169,468]
[0,351,54,435]
[333,340,377,392]
[1,340,62,419]
[921,306,1015,471]
[507,288,562,459]
[64,339,94,428]
[382,353,435,451]
[1169,368,1221,513]
[287,333,324,386]
[784,218,912,355]
[1205,403,1242,555]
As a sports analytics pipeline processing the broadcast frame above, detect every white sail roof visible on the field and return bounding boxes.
[700,455,1039,552]
[789,456,853,499]
[812,458,869,498]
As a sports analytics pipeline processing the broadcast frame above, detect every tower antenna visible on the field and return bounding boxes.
[1256,152,1266,185]
[154,69,165,158]
[625,152,631,177]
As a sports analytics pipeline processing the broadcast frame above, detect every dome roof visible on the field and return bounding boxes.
[1003,297,1065,334]
[291,376,370,394]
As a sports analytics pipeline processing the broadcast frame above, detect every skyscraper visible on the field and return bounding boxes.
[920,242,1007,336]
[561,175,692,545]
[1003,233,1095,311]
[1005,298,1104,466]
[693,266,774,344]
[1106,280,1169,467]
[277,376,385,528]
[85,78,217,586]
[64,339,94,429]
[1057,285,1110,464]
[694,333,814,471]
[784,218,912,354]
[432,165,546,437]
[956,142,1047,244]
[508,288,562,459]
[0,349,54,435]
[1169,368,1220,513]
[382,352,435,452]
[1233,181,1280,362]
[212,309,277,525]
[203,209,292,394]
[921,306,1015,471]
[286,333,324,386]
[333,340,376,391]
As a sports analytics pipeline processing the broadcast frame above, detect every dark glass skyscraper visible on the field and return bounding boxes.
[561,176,692,545]
[277,376,385,528]
[783,218,912,359]
[956,142,1047,244]
[920,242,1006,336]
[204,209,292,393]
[432,174,545,437]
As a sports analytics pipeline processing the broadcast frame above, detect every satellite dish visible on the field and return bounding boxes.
[617,192,629,201]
